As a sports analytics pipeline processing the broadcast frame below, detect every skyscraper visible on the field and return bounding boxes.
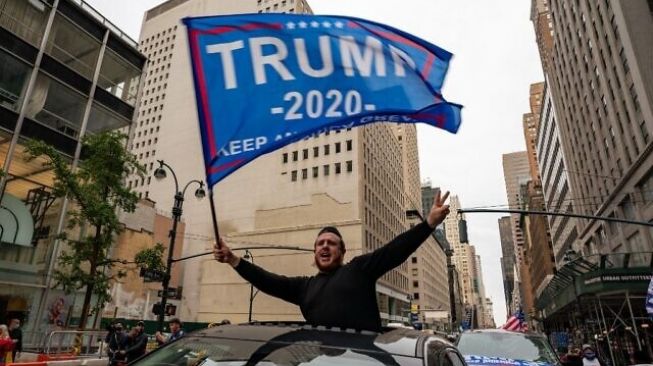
[535,80,578,266]
[502,152,535,315]
[533,0,653,257]
[498,216,515,314]
[132,0,443,325]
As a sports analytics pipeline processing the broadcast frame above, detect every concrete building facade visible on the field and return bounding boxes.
[536,0,653,258]
[502,151,535,314]
[498,216,515,315]
[535,80,579,266]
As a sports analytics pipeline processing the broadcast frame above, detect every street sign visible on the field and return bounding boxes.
[158,288,179,298]
[140,268,166,282]
[410,304,419,314]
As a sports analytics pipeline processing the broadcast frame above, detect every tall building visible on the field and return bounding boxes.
[535,0,653,257]
[133,0,441,325]
[502,152,531,267]
[502,152,535,315]
[498,216,515,315]
[523,82,545,183]
[415,182,452,329]
[483,297,495,329]
[535,80,578,266]
[0,0,145,330]
[472,254,489,328]
[443,195,478,309]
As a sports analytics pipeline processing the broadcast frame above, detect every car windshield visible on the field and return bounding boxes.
[457,332,559,364]
[131,336,422,366]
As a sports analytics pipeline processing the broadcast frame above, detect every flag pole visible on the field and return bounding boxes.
[208,187,221,247]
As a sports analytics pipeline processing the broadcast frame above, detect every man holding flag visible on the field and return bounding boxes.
[214,190,450,332]
[187,12,462,332]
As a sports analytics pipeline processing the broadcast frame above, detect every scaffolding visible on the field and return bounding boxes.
[537,252,653,365]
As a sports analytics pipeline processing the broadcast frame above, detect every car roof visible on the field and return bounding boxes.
[188,322,454,358]
[461,329,547,337]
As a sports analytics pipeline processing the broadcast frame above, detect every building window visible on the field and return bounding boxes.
[346,140,353,151]
[313,146,319,157]
[346,160,353,172]
[291,170,297,181]
[312,166,318,178]
[335,142,341,153]
[292,151,298,161]
[335,162,341,174]
[323,165,330,176]
[303,149,308,159]
[411,257,417,263]
[413,281,418,287]
[282,153,288,163]
[302,168,308,180]
[324,145,330,155]
[413,293,419,300]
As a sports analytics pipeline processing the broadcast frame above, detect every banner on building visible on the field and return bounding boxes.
[184,13,462,186]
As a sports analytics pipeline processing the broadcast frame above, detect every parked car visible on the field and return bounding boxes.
[130,322,467,365]
[456,329,562,366]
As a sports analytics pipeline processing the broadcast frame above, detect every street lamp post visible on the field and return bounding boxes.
[243,250,259,322]
[153,160,205,332]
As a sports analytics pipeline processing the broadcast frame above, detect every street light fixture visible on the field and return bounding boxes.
[153,159,204,332]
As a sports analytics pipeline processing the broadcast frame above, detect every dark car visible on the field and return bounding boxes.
[456,329,561,366]
[130,322,467,366]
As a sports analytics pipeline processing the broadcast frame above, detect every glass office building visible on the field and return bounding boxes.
[0,0,145,334]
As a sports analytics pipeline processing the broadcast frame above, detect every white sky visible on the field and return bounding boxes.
[86,0,544,325]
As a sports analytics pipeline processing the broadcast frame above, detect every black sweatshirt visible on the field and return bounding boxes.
[234,221,434,332]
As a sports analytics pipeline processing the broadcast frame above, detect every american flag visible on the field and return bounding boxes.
[502,309,528,332]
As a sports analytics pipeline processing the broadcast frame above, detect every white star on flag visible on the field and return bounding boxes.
[298,21,308,28]
[322,21,332,28]
[334,21,344,28]
[286,22,296,29]
[310,21,320,28]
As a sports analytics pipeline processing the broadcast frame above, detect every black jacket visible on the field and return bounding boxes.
[235,221,434,332]
[9,327,22,353]
[125,331,148,361]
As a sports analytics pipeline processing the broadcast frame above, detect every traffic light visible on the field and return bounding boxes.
[165,304,177,316]
[152,303,177,316]
[459,219,468,243]
[152,303,163,316]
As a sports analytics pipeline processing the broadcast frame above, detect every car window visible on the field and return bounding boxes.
[457,332,558,364]
[132,336,422,366]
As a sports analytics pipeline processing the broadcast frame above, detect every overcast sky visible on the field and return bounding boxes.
[87,0,544,324]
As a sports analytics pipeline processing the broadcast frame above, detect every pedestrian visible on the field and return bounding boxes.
[0,325,15,365]
[581,344,606,366]
[8,319,21,361]
[565,347,583,366]
[155,318,184,345]
[214,191,450,332]
[107,322,128,366]
[125,321,148,362]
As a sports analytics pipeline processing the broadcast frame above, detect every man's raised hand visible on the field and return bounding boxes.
[427,190,450,228]
[213,237,240,267]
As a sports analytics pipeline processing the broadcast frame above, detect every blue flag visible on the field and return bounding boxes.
[183,14,462,187]
[646,276,653,318]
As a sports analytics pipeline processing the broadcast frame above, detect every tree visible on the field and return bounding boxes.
[26,131,144,329]
[134,242,167,273]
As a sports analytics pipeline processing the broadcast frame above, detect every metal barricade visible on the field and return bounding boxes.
[43,330,108,358]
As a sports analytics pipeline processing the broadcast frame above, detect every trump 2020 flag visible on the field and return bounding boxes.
[183,13,462,187]
[646,276,653,318]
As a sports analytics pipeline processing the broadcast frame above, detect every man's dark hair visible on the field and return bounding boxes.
[316,226,346,252]
[169,318,182,326]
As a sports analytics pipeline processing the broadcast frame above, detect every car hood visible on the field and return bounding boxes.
[464,355,555,366]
